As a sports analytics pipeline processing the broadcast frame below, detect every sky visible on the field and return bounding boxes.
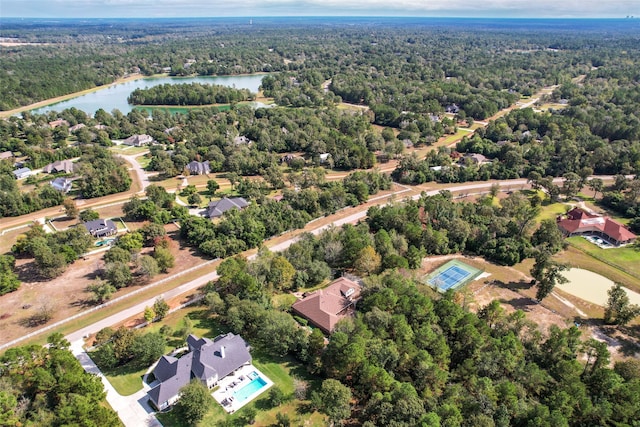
[1,0,639,19]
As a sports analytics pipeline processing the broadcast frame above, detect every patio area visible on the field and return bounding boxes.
[582,233,616,249]
[212,364,273,414]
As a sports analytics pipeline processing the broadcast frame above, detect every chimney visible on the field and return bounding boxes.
[220,346,225,358]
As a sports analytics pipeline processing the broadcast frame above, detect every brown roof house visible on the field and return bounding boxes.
[557,207,636,246]
[123,134,154,146]
[148,333,251,410]
[292,277,361,334]
[43,159,74,174]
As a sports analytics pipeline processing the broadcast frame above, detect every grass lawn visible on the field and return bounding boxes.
[565,237,640,281]
[101,362,147,396]
[536,201,571,223]
[109,146,149,155]
[137,155,151,169]
[272,293,297,310]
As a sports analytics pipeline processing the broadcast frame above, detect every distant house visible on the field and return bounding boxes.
[557,207,636,246]
[148,333,252,410]
[207,197,249,219]
[49,119,69,129]
[318,153,331,164]
[233,135,252,146]
[291,277,361,334]
[0,151,13,161]
[122,134,153,146]
[461,153,487,165]
[13,167,32,180]
[43,159,74,174]
[94,124,108,131]
[445,104,460,114]
[186,160,210,175]
[50,177,73,193]
[83,219,117,238]
[69,123,86,132]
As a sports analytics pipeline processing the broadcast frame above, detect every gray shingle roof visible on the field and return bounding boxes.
[207,197,249,218]
[148,333,251,409]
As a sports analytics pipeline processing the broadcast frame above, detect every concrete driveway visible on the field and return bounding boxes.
[70,339,163,427]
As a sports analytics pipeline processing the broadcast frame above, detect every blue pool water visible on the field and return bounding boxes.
[233,374,267,402]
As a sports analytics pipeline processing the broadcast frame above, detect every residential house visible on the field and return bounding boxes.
[50,177,73,193]
[0,151,13,161]
[461,153,487,165]
[94,124,108,131]
[233,135,252,146]
[186,160,210,175]
[291,277,362,334]
[318,153,331,164]
[207,197,249,219]
[49,119,70,128]
[557,207,637,246]
[123,134,154,146]
[445,104,460,114]
[43,159,74,174]
[83,219,117,238]
[13,167,32,180]
[148,333,252,410]
[69,123,86,132]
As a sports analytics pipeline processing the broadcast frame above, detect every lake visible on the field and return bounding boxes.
[30,74,267,116]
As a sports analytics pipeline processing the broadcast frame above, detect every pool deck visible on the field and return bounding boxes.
[212,364,273,413]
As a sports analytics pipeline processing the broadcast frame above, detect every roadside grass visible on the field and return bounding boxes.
[440,129,468,145]
[565,237,640,282]
[109,146,149,155]
[136,155,151,169]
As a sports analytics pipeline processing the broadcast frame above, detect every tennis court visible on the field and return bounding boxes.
[422,260,483,292]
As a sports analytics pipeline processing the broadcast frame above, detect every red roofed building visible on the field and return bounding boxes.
[557,207,636,246]
[291,277,361,334]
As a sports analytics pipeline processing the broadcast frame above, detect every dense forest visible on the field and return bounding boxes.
[127,83,254,106]
[0,333,120,426]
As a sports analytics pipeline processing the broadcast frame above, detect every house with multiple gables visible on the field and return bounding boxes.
[557,207,637,246]
[207,197,249,219]
[50,177,73,193]
[43,159,74,174]
[148,333,252,410]
[122,134,154,146]
[49,119,69,128]
[82,219,117,238]
[186,160,210,175]
[291,277,361,334]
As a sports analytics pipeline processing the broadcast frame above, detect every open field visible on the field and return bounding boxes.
[561,268,640,306]
[566,237,640,283]
[0,225,211,347]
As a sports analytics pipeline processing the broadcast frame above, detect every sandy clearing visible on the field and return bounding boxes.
[560,268,640,306]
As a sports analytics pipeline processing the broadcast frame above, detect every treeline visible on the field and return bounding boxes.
[127,83,254,106]
[198,220,640,427]
[178,171,391,259]
[12,223,93,280]
[0,333,120,426]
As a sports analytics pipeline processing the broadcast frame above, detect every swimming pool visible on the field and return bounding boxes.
[233,373,268,402]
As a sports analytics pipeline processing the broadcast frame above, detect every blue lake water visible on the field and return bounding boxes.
[233,375,267,402]
[30,74,267,116]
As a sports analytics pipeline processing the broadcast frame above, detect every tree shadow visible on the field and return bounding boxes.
[500,297,538,312]
[492,279,534,291]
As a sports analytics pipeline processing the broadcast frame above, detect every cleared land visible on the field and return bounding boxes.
[561,268,640,306]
